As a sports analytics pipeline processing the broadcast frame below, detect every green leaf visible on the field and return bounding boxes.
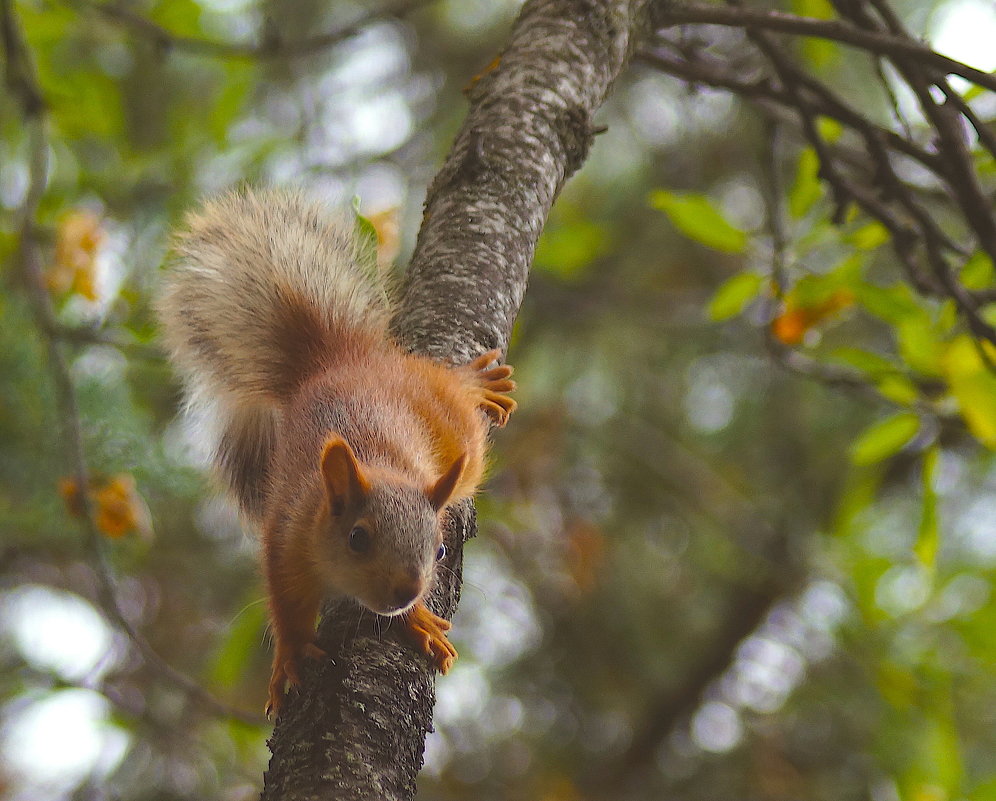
[968,777,996,801]
[877,375,919,406]
[907,714,964,797]
[150,0,205,36]
[533,219,610,279]
[828,347,900,376]
[963,85,986,103]
[853,282,923,324]
[793,0,837,66]
[817,117,844,143]
[648,191,748,254]
[915,447,940,569]
[792,253,864,306]
[897,317,945,377]
[847,222,890,251]
[707,272,764,321]
[941,336,996,448]
[352,202,379,263]
[937,299,959,333]
[208,63,253,143]
[850,412,920,465]
[208,599,267,689]
[828,346,924,405]
[961,252,994,290]
[832,463,883,539]
[789,148,822,219]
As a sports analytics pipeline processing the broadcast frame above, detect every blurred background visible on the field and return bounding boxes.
[1,0,995,799]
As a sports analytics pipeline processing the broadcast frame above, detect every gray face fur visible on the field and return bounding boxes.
[315,478,443,616]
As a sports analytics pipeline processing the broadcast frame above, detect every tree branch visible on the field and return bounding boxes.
[260,0,659,797]
[586,581,786,797]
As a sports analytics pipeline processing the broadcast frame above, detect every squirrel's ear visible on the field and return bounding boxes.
[321,438,369,516]
[428,453,466,511]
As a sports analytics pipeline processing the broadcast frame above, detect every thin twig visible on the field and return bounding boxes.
[70,0,429,61]
[52,323,163,359]
[657,2,996,93]
[639,46,942,173]
[1,0,260,726]
[829,0,996,347]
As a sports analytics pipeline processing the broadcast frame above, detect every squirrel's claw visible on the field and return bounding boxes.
[302,642,328,662]
[477,364,514,383]
[468,349,503,372]
[480,391,517,426]
[265,666,287,719]
[403,601,458,674]
[265,641,328,719]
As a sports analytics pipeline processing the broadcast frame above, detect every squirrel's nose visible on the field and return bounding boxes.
[392,581,421,610]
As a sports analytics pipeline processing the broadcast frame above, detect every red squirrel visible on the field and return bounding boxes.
[157,189,516,716]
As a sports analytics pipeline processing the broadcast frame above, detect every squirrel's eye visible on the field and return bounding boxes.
[435,543,446,562]
[348,527,370,554]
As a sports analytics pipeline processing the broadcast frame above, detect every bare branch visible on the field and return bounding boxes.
[657,2,996,93]
[643,0,996,348]
[638,47,942,174]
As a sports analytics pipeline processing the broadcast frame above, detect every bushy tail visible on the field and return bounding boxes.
[158,188,388,519]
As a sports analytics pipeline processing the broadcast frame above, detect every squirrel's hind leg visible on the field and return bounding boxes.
[265,641,327,718]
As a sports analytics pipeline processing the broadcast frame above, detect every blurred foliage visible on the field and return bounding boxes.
[1,0,995,800]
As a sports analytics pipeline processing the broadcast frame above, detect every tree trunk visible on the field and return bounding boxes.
[260,1,658,797]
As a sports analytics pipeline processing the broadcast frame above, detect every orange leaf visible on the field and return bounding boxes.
[771,288,854,345]
[58,477,86,517]
[366,207,401,268]
[464,55,502,94]
[539,775,581,801]
[48,210,105,300]
[58,473,152,540]
[771,308,810,345]
[565,519,605,594]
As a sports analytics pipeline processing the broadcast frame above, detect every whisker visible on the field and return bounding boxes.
[354,605,367,641]
[229,596,267,628]
[434,563,488,600]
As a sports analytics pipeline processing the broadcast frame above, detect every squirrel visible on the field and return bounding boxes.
[157,188,516,717]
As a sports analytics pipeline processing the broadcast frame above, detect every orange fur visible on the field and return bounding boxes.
[260,338,514,716]
[159,189,516,718]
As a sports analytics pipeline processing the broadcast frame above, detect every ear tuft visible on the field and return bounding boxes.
[320,438,369,515]
[428,453,467,511]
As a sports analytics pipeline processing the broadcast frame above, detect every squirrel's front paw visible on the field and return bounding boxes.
[403,601,458,674]
[468,349,517,427]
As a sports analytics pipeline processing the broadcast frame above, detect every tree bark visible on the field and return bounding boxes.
[261,1,658,797]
